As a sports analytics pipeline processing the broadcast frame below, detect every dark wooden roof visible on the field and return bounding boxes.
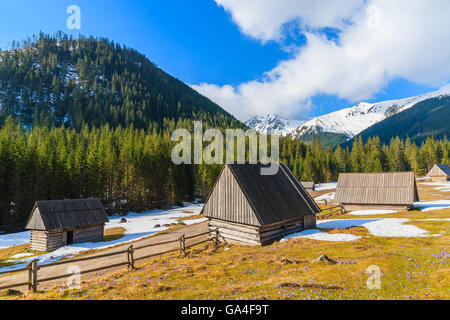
[26,199,109,231]
[203,163,321,226]
[335,172,419,205]
[427,164,450,177]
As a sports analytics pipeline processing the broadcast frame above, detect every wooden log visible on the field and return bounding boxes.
[208,219,260,233]
[213,227,260,241]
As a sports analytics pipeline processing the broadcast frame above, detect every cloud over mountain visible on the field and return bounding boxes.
[192,0,450,121]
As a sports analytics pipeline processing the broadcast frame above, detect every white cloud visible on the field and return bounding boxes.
[215,0,363,42]
[193,0,450,121]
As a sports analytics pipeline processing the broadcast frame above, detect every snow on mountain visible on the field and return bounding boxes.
[244,114,304,136]
[291,87,450,139]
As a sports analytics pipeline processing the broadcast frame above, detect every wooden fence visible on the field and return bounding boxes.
[0,228,216,293]
[317,205,346,220]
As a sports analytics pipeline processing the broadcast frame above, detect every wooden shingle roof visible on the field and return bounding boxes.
[427,164,450,177]
[335,172,419,205]
[202,163,321,227]
[26,199,109,231]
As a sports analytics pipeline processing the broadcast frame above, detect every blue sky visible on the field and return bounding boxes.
[0,1,445,121]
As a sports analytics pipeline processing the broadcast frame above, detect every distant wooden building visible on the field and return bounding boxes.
[427,164,450,182]
[201,163,321,246]
[300,182,315,191]
[335,172,419,211]
[26,199,109,252]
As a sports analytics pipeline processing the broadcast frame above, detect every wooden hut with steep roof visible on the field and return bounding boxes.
[335,172,419,211]
[427,164,450,182]
[201,163,321,245]
[26,199,109,252]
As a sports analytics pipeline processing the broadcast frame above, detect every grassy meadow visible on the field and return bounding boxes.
[2,183,449,300]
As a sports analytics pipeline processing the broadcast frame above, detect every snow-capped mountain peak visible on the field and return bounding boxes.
[290,87,450,139]
[244,114,304,136]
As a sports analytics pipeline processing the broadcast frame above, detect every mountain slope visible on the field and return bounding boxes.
[0,33,241,130]
[244,114,304,136]
[347,95,450,145]
[290,87,450,141]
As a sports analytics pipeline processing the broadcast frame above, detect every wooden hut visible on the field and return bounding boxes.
[26,199,109,252]
[427,164,450,182]
[335,172,419,211]
[201,163,320,246]
[300,182,315,191]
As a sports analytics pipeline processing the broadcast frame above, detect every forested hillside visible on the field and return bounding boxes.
[346,96,450,146]
[0,32,241,130]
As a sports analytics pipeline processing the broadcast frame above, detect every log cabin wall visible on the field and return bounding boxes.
[30,225,105,252]
[209,217,306,246]
[74,224,104,243]
[30,230,66,252]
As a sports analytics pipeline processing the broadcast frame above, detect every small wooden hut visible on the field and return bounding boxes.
[427,164,450,182]
[26,199,109,252]
[201,163,320,246]
[335,172,419,211]
[300,182,315,191]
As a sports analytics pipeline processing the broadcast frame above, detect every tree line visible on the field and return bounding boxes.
[1,117,449,230]
[281,135,450,183]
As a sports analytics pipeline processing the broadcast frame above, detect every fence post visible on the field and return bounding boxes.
[127,245,135,269]
[215,228,219,245]
[27,259,38,292]
[180,235,186,254]
[27,261,32,291]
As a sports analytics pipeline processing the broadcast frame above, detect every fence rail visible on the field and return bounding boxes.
[0,228,218,292]
[317,205,346,220]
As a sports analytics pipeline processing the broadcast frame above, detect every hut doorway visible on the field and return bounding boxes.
[67,230,74,245]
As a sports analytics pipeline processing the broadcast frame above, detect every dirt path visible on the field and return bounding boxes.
[0,222,209,292]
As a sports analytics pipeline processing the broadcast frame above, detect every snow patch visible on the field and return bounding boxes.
[182,218,208,225]
[281,229,360,242]
[414,200,450,212]
[317,218,433,238]
[419,181,450,192]
[348,210,397,216]
[314,192,335,202]
[314,183,337,191]
[9,252,34,259]
[0,231,30,249]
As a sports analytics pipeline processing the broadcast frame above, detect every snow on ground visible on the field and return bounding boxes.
[418,218,450,221]
[0,203,204,273]
[183,218,208,225]
[314,182,337,191]
[348,210,397,216]
[314,192,335,202]
[419,181,450,192]
[0,231,30,249]
[281,229,361,242]
[317,219,434,238]
[281,216,440,243]
[414,200,450,212]
[8,253,34,259]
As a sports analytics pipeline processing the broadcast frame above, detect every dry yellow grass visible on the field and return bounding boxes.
[20,205,449,300]
[6,182,450,300]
